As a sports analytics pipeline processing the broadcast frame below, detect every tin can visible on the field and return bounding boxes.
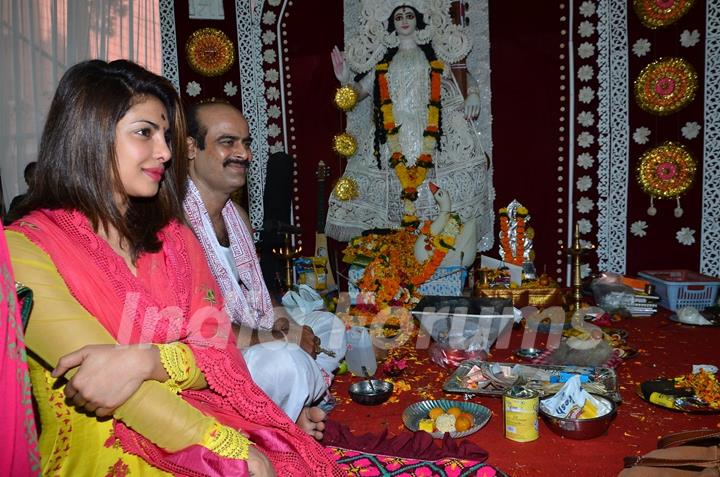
[503,386,539,442]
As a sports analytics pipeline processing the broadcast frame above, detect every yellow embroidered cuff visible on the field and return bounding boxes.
[157,343,190,393]
[202,422,252,460]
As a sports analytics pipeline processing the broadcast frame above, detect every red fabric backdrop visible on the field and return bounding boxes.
[625,2,705,272]
[170,1,712,279]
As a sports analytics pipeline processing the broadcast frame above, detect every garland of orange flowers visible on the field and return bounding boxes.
[499,207,527,266]
[342,213,462,317]
[413,213,462,285]
[345,229,422,317]
[376,59,444,229]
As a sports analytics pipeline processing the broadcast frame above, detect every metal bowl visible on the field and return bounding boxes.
[539,394,617,439]
[402,399,492,438]
[348,379,394,405]
[515,347,543,360]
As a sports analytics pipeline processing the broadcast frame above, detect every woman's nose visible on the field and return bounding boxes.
[156,136,171,162]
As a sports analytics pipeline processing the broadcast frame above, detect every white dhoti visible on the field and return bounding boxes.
[242,301,347,421]
[242,341,327,422]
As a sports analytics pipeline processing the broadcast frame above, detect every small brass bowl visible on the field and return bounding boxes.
[348,379,394,405]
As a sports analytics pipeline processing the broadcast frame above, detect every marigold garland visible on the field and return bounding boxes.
[376,58,444,229]
[343,213,462,318]
[414,214,462,285]
[344,230,422,317]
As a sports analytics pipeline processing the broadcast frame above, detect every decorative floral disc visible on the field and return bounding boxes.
[186,28,235,77]
[334,85,358,112]
[637,141,696,199]
[634,58,697,115]
[332,132,358,157]
[633,0,695,29]
[333,177,359,201]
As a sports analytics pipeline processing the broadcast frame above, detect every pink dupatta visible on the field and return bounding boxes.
[12,210,343,476]
[0,223,40,476]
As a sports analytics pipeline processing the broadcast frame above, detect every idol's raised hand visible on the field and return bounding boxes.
[331,46,351,84]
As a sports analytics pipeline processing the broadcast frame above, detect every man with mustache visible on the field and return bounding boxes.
[183,100,329,439]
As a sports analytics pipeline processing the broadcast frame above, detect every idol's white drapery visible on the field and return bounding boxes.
[0,0,162,206]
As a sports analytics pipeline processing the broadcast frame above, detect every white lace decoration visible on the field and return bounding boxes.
[235,0,269,238]
[465,0,494,160]
[345,0,471,74]
[595,0,629,274]
[159,0,179,90]
[702,0,720,275]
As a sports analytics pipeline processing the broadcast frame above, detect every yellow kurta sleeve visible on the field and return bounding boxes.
[156,341,207,392]
[6,231,247,457]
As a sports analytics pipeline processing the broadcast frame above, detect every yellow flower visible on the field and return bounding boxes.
[427,105,440,126]
[430,59,445,70]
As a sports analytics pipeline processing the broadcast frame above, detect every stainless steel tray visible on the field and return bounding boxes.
[443,359,622,403]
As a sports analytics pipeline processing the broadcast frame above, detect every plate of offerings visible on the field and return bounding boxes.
[402,399,492,439]
[638,370,720,413]
[443,360,621,403]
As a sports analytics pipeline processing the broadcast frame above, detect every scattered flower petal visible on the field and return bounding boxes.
[633,126,651,145]
[631,220,648,237]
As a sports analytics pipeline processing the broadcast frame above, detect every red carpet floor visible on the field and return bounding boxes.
[328,310,720,476]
